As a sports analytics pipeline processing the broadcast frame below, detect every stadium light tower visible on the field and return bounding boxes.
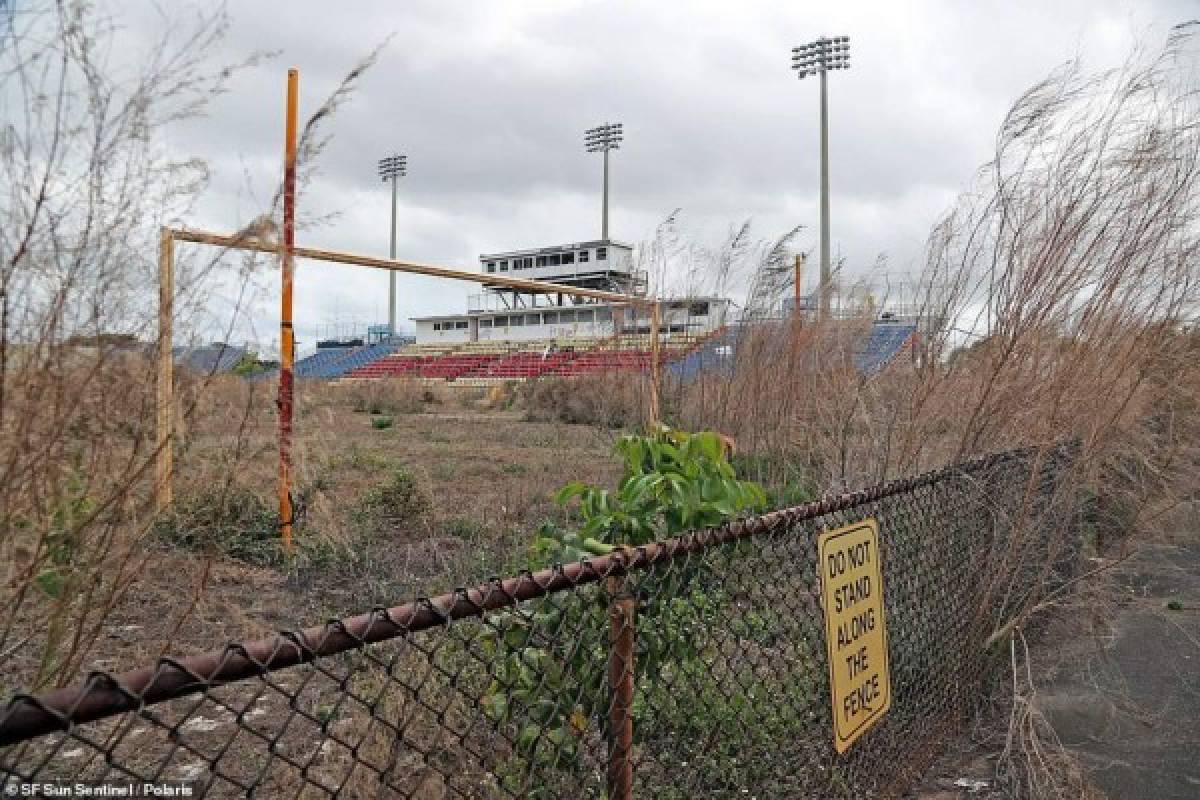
[793,35,849,319]
[585,122,623,240]
[377,153,407,337]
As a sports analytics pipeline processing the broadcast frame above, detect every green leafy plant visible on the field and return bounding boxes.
[481,427,767,793]
[538,426,767,557]
[35,469,95,598]
[231,352,266,377]
[154,485,335,568]
[359,467,431,525]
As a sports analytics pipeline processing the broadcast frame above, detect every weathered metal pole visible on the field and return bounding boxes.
[606,576,635,800]
[155,227,174,512]
[602,147,610,241]
[819,68,832,320]
[279,68,298,552]
[794,252,805,318]
[649,300,661,426]
[388,171,398,336]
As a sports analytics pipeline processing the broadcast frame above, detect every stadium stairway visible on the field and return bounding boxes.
[667,326,739,380]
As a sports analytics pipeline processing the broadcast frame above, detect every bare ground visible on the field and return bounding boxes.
[908,504,1200,799]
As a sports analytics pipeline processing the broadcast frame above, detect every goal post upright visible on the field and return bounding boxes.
[154,227,174,513]
[279,68,298,553]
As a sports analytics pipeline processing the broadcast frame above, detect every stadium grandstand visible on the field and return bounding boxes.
[278,238,931,385]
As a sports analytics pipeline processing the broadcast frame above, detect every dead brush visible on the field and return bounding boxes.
[0,0,387,690]
[521,373,649,429]
[344,377,427,415]
[645,27,1200,798]
[996,631,1095,800]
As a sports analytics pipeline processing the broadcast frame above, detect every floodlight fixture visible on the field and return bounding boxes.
[791,35,851,80]
[585,122,623,153]
[377,154,407,181]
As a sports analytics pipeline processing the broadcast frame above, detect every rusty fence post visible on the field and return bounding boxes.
[607,574,636,800]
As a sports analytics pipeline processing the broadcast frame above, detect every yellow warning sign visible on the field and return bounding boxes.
[818,518,891,753]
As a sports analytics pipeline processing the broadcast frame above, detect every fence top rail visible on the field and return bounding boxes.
[0,440,1075,747]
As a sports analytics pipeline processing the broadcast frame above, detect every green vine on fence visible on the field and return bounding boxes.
[480,427,766,794]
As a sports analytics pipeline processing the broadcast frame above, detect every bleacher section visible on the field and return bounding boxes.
[339,333,716,385]
[174,343,246,374]
[268,324,915,385]
[248,321,912,383]
[294,349,346,378]
[289,342,401,380]
[854,324,917,375]
[667,326,739,380]
[663,322,917,381]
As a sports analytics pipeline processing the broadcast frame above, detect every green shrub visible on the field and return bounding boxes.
[482,427,768,792]
[231,352,266,377]
[440,515,486,542]
[520,374,646,429]
[155,485,333,567]
[32,469,95,597]
[370,415,394,429]
[544,426,767,553]
[359,467,432,526]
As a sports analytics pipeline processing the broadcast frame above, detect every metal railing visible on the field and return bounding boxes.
[0,442,1080,798]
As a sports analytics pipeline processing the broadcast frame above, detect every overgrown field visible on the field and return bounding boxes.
[1,375,630,694]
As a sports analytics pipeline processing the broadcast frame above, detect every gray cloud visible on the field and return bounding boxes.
[109,0,1191,351]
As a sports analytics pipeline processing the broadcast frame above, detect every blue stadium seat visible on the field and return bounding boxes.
[256,342,401,381]
[667,327,740,380]
[854,324,916,375]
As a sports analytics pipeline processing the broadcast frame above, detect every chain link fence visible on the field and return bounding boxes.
[0,442,1080,798]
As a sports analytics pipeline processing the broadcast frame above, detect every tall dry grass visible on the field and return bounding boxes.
[672,25,1200,516]
[0,1,386,690]
[656,26,1200,797]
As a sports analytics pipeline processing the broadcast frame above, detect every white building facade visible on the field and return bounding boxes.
[414,298,728,344]
[412,239,728,344]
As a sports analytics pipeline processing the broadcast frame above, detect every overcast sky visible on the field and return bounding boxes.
[112,0,1192,353]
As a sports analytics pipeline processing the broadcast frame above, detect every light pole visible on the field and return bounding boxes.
[377,153,407,337]
[585,123,623,240]
[793,36,849,320]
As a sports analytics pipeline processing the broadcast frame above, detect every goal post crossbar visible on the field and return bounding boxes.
[155,226,661,515]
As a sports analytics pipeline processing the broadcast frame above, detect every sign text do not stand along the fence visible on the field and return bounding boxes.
[819,518,892,753]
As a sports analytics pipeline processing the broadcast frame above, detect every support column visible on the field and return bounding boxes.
[155,228,174,512]
[649,301,661,426]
